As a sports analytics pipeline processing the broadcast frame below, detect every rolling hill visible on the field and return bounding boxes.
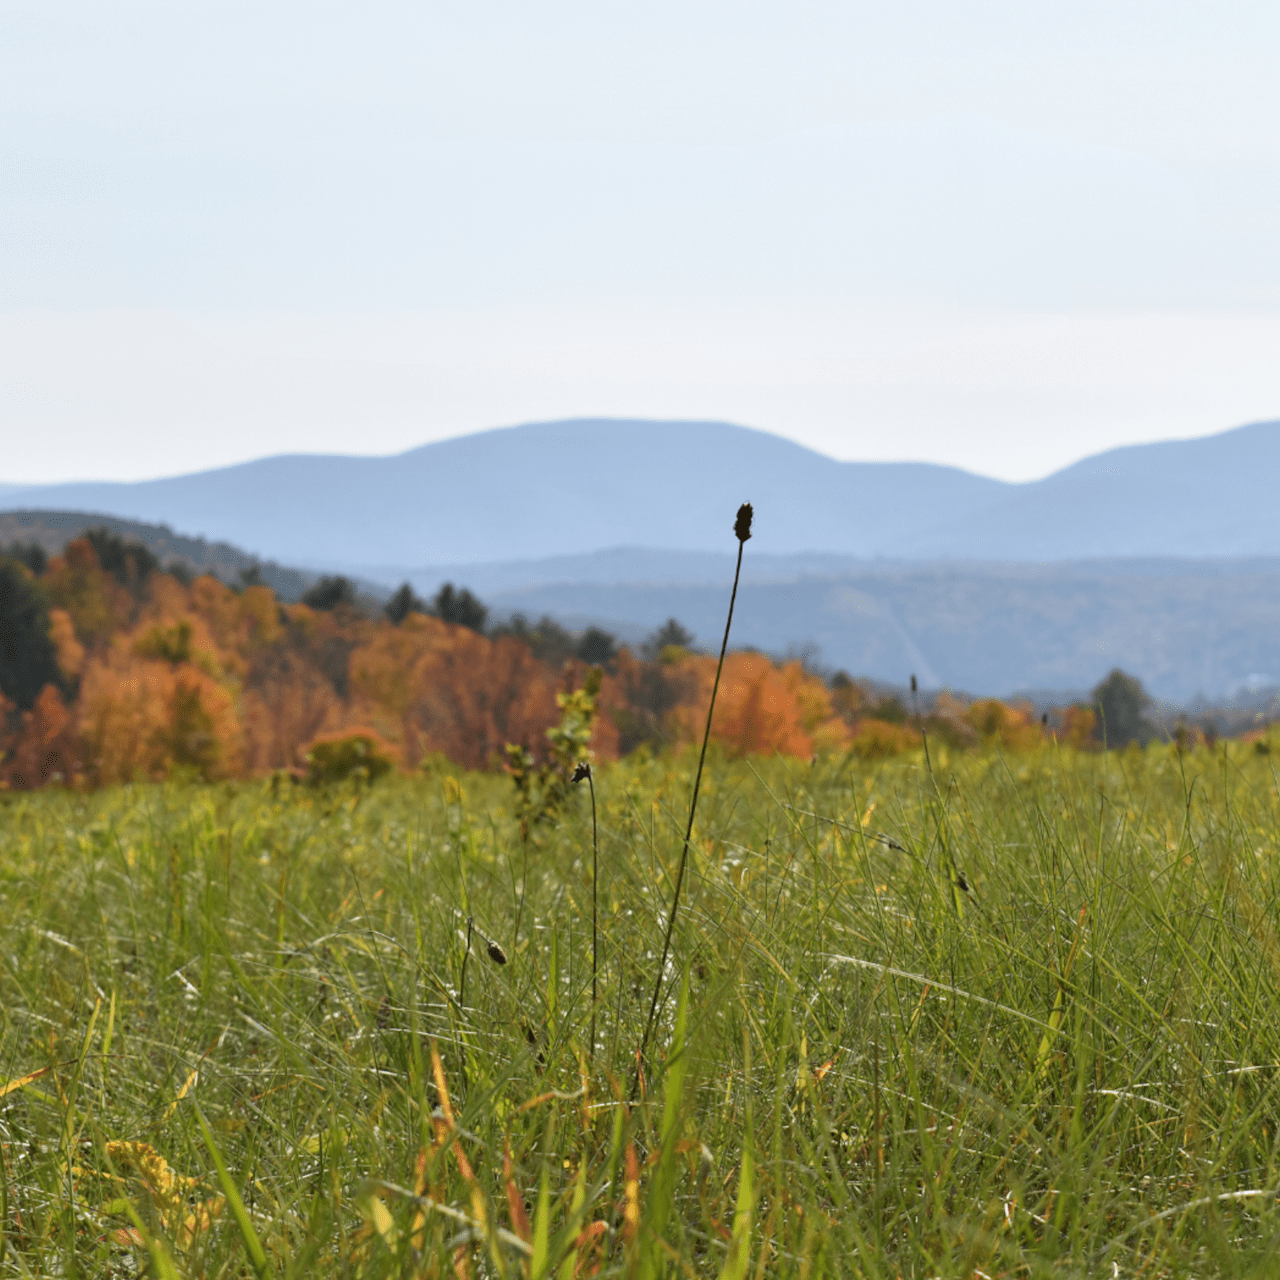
[5,416,1280,568]
[7,417,1280,701]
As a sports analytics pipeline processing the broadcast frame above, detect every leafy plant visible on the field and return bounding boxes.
[304,730,395,786]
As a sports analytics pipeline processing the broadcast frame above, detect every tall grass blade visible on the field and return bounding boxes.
[718,1142,754,1280]
[637,971,691,1280]
[195,1103,274,1279]
[530,1162,552,1279]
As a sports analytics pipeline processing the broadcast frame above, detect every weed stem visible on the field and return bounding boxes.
[635,506,750,1081]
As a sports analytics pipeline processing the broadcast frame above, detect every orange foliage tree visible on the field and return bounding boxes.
[349,614,564,771]
[668,653,851,758]
[0,685,80,789]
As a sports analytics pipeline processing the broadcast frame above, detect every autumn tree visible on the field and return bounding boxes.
[348,614,561,771]
[0,684,79,788]
[668,651,850,758]
[43,538,124,643]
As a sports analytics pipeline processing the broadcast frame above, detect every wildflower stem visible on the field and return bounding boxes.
[587,768,599,1060]
[636,512,749,1081]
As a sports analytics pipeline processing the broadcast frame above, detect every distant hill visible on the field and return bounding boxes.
[5,416,1280,567]
[7,418,1280,702]
[0,418,1007,564]
[483,558,1280,704]
[893,420,1280,560]
[0,510,317,602]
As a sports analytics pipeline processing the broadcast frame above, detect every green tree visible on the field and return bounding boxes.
[1092,668,1153,747]
[642,617,695,659]
[0,560,62,710]
[431,582,488,633]
[490,613,575,665]
[302,576,356,612]
[575,626,618,668]
[83,528,159,594]
[384,582,427,625]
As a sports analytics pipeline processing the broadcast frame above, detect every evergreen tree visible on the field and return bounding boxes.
[1092,668,1153,747]
[302,576,356,611]
[83,528,158,593]
[432,582,488,633]
[0,560,62,710]
[575,626,618,668]
[2,542,47,576]
[642,617,695,659]
[385,582,427,625]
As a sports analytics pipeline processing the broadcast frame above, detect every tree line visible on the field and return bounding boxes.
[0,530,1205,790]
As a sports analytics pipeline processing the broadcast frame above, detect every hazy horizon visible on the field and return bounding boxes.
[6,4,1280,484]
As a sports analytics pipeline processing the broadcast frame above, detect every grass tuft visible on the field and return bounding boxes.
[1,737,1280,1273]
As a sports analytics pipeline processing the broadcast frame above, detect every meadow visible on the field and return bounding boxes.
[2,736,1280,1278]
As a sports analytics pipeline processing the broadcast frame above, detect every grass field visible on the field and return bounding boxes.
[3,738,1280,1277]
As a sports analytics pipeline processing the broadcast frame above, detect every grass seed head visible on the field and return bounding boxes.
[487,940,508,965]
[734,503,753,543]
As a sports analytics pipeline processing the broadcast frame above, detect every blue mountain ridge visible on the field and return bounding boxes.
[4,416,1277,566]
[7,417,1280,700]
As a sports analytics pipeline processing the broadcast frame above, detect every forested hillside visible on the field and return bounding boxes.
[0,530,1110,790]
[0,508,315,600]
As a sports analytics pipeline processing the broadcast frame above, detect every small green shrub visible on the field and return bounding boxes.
[304,730,395,786]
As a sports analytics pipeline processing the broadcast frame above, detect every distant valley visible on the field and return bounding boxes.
[6,416,1280,704]
[7,510,1280,705]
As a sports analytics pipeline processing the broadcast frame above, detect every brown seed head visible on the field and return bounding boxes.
[487,941,508,965]
[734,503,753,543]
[572,761,592,783]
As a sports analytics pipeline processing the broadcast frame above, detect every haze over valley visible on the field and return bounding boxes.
[6,416,1280,703]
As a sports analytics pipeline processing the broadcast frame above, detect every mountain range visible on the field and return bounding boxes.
[6,417,1280,703]
[7,416,1280,567]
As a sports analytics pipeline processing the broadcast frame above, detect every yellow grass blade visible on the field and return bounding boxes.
[0,1066,49,1098]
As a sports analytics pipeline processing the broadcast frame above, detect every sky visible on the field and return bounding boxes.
[5,1,1280,484]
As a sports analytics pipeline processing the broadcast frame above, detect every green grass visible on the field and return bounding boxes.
[2,739,1280,1276]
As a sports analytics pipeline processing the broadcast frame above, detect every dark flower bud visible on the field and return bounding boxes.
[734,503,753,543]
[572,762,592,783]
[487,941,508,965]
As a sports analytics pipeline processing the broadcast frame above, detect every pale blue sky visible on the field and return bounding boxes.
[5,1,1280,482]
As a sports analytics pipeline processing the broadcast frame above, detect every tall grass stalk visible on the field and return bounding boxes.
[574,762,600,1060]
[635,502,752,1078]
